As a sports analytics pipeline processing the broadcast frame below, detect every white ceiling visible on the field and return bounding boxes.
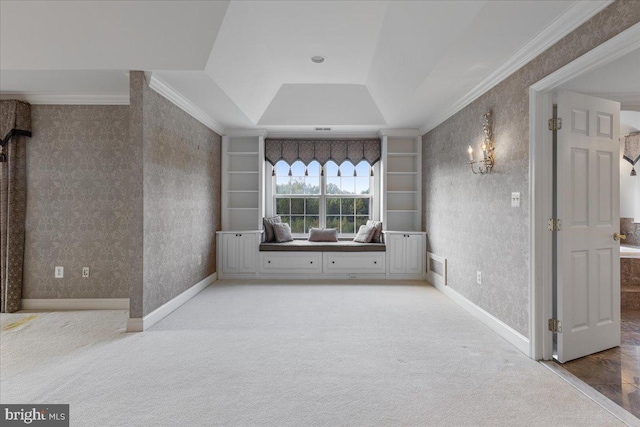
[0,0,613,134]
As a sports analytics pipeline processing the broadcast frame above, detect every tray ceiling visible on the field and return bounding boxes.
[0,0,611,133]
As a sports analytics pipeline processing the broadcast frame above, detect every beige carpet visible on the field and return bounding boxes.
[0,281,627,426]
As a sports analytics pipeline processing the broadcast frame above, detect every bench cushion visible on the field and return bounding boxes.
[259,240,386,252]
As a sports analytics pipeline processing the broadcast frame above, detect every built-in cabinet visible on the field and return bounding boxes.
[385,231,426,277]
[219,129,425,280]
[217,231,261,279]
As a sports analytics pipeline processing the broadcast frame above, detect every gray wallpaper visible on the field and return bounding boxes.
[129,71,221,318]
[422,0,640,338]
[24,105,138,299]
[620,218,640,246]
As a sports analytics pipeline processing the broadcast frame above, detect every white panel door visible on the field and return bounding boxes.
[405,234,422,275]
[556,91,620,363]
[222,234,239,274]
[388,234,407,274]
[238,233,256,273]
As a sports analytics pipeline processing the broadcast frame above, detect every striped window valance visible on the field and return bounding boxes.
[265,138,381,166]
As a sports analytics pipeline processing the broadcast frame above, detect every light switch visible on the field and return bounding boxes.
[511,192,521,207]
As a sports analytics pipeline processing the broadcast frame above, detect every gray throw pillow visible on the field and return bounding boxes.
[366,220,383,243]
[353,224,376,243]
[273,222,294,243]
[308,228,338,242]
[263,216,281,242]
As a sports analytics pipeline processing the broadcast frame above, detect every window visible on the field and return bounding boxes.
[274,160,372,235]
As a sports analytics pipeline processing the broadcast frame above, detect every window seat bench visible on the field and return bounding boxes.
[259,240,386,252]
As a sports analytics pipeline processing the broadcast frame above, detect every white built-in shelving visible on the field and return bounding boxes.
[381,130,422,232]
[221,131,266,231]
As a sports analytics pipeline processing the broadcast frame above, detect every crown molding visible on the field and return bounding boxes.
[223,129,269,138]
[0,92,129,105]
[419,0,613,135]
[265,131,380,139]
[148,74,225,135]
[377,129,420,138]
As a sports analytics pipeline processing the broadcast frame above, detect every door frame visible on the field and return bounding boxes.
[529,23,640,360]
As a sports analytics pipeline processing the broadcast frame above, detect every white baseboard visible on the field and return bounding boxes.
[21,298,129,310]
[429,279,530,357]
[126,272,217,332]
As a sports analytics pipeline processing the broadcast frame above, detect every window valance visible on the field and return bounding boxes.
[265,138,381,166]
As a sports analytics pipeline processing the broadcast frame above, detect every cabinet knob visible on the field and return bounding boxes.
[268,260,271,264]
[374,261,377,264]
[332,261,335,264]
[310,261,313,264]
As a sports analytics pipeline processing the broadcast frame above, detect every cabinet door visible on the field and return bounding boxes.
[388,234,407,274]
[222,234,239,274]
[238,233,256,273]
[405,234,423,275]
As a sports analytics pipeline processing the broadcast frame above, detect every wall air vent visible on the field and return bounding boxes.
[314,127,331,131]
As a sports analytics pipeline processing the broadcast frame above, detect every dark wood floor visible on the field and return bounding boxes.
[558,310,640,418]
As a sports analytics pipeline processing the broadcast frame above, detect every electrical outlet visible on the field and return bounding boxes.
[476,271,482,285]
[82,267,90,278]
[55,266,64,279]
[197,255,202,266]
[511,192,521,207]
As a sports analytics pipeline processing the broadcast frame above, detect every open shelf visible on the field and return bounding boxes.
[384,135,421,232]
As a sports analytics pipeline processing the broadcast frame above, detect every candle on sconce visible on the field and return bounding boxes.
[481,142,487,159]
[468,145,473,161]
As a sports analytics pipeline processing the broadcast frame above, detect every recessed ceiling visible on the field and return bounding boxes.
[0,0,612,133]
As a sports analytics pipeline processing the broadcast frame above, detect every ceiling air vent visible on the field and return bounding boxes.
[315,127,331,131]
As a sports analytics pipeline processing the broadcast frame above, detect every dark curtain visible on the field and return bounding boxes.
[0,100,31,313]
[265,138,381,166]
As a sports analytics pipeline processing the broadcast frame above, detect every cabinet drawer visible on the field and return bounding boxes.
[324,253,385,274]
[259,252,322,273]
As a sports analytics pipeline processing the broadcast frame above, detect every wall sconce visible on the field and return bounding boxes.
[467,110,494,174]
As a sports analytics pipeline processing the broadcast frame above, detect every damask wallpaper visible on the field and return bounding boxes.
[24,105,135,300]
[129,71,221,318]
[422,0,640,338]
[620,218,640,246]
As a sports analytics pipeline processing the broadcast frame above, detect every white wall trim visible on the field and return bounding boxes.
[126,272,217,332]
[148,74,225,135]
[429,279,530,356]
[419,0,612,135]
[425,252,447,287]
[223,129,269,137]
[529,22,640,361]
[531,25,640,92]
[377,129,420,138]
[21,298,129,310]
[0,92,129,105]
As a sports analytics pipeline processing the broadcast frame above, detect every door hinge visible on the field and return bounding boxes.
[548,218,561,231]
[548,118,562,131]
[548,318,562,333]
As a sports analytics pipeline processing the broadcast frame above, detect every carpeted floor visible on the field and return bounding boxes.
[0,281,628,426]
